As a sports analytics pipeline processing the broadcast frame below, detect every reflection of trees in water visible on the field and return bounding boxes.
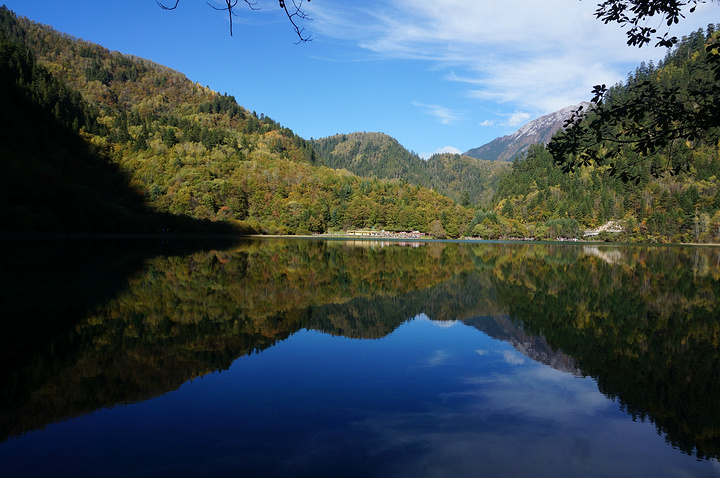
[487,244,720,459]
[0,239,477,441]
[3,239,720,460]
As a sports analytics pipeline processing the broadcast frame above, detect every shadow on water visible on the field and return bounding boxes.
[0,236,241,435]
[0,238,473,440]
[1,239,720,461]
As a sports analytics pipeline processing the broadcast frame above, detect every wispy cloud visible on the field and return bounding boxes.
[314,0,719,114]
[479,111,531,128]
[412,101,465,125]
[502,350,525,366]
[507,112,531,127]
[426,350,450,367]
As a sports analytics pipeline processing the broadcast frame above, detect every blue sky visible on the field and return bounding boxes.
[4,0,718,157]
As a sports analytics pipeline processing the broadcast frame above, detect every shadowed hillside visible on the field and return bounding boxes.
[0,10,238,235]
[0,7,473,236]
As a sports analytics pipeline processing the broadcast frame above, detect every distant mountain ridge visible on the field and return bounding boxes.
[0,6,479,236]
[465,102,591,161]
[312,132,510,206]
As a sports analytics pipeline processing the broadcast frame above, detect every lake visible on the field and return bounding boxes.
[1,237,719,477]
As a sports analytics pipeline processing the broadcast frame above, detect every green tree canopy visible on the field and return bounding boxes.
[549,27,720,182]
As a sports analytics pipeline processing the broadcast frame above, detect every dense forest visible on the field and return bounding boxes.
[0,13,232,234]
[1,6,719,242]
[484,26,720,243]
[0,7,472,237]
[311,132,509,207]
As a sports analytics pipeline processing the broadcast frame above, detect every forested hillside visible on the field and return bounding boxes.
[486,26,720,243]
[3,4,719,243]
[0,12,237,234]
[312,132,509,206]
[0,7,472,236]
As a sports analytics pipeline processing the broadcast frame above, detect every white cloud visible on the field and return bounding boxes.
[478,111,531,129]
[435,146,462,155]
[426,350,450,367]
[502,350,525,366]
[412,101,465,124]
[315,0,720,114]
[507,111,531,127]
[420,145,463,159]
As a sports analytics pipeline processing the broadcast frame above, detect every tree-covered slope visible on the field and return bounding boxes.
[312,132,509,207]
[550,26,720,182]
[0,7,473,236]
[482,27,720,243]
[0,14,236,234]
[487,141,720,242]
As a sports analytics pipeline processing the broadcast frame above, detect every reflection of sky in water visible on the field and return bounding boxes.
[2,316,719,477]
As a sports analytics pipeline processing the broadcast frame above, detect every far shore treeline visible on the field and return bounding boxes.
[1,7,719,243]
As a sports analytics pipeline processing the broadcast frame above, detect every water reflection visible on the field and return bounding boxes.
[1,238,719,472]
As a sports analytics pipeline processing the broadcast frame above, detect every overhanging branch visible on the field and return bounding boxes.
[158,0,313,41]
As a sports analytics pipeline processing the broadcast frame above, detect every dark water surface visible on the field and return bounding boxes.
[1,238,719,477]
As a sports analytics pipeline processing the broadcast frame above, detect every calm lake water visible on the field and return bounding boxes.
[1,238,720,477]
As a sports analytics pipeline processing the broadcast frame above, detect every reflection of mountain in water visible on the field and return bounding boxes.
[2,240,720,461]
[488,244,720,460]
[462,316,582,376]
[0,239,485,441]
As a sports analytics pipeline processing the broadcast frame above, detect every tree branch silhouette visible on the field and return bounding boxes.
[549,3,719,182]
[595,0,709,47]
[157,0,312,41]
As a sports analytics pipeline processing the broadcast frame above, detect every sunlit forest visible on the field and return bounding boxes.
[1,6,719,242]
[493,26,720,243]
[0,7,472,236]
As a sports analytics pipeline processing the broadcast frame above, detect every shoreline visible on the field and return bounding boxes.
[3,231,718,247]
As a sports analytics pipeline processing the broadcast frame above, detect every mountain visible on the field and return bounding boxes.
[0,10,238,235]
[465,102,591,162]
[485,27,720,243]
[0,240,481,441]
[0,7,474,236]
[463,316,581,375]
[312,132,510,206]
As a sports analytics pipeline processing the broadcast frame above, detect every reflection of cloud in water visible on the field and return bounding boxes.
[502,350,525,365]
[201,325,719,478]
[472,347,525,364]
[475,366,610,419]
[346,364,710,478]
[431,320,459,328]
[426,350,450,367]
[456,364,609,421]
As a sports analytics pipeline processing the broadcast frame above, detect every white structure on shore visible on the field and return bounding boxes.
[583,220,624,237]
